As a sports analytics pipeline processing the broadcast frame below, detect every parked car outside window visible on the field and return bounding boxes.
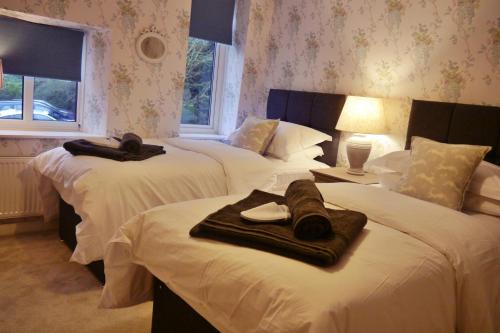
[0,99,74,121]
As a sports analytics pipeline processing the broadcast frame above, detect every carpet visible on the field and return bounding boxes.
[0,231,151,333]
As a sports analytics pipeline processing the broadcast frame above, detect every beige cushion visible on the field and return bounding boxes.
[397,137,491,210]
[230,116,279,154]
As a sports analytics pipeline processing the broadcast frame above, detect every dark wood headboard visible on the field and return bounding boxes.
[266,89,346,166]
[406,100,500,166]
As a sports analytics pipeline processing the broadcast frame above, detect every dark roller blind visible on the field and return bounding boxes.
[0,16,84,82]
[189,0,235,45]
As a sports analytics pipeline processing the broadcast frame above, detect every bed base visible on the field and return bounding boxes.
[152,277,219,333]
[60,198,218,330]
[59,198,105,284]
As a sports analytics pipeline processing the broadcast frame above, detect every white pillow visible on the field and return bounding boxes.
[277,145,324,162]
[467,161,500,201]
[265,121,332,159]
[463,192,500,217]
[365,150,500,201]
[363,150,410,190]
[364,150,410,175]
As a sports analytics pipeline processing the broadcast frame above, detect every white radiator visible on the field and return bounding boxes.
[0,157,43,219]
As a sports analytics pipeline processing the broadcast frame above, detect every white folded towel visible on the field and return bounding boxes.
[240,202,291,223]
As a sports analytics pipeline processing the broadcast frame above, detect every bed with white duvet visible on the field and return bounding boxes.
[100,182,499,333]
[33,137,328,264]
[32,89,345,269]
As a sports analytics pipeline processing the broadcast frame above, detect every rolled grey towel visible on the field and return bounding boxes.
[285,179,332,240]
[119,132,142,153]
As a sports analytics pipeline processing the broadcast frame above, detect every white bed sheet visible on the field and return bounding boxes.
[33,138,323,264]
[100,184,500,333]
[265,156,329,191]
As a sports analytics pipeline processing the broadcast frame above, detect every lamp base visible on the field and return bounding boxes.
[346,168,366,176]
[346,134,372,176]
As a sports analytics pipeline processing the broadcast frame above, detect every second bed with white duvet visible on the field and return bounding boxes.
[33,137,328,264]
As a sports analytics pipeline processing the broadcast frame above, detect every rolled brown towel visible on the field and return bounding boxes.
[119,132,143,153]
[285,179,332,240]
[63,139,166,161]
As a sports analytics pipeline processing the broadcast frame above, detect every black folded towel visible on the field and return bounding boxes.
[285,179,332,240]
[63,139,165,161]
[190,190,367,267]
[117,132,143,153]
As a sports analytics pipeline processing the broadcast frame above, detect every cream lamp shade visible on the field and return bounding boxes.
[336,96,386,134]
[0,59,4,89]
[336,96,387,175]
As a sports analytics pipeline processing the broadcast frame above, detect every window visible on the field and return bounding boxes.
[0,15,85,132]
[0,74,81,130]
[180,37,227,134]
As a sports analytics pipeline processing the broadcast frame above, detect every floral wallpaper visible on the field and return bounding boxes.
[1,0,499,163]
[219,0,252,136]
[220,0,278,136]
[0,0,191,157]
[235,0,276,128]
[232,0,500,165]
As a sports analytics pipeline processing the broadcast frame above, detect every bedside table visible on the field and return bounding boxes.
[310,167,379,184]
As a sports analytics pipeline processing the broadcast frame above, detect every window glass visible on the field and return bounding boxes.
[181,37,216,126]
[0,74,23,120]
[33,77,77,122]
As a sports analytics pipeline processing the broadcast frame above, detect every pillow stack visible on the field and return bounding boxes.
[365,137,498,215]
[397,137,490,210]
[230,116,331,160]
[265,121,332,160]
[462,160,500,216]
[280,145,325,162]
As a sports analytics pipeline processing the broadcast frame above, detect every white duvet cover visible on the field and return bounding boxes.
[33,138,276,264]
[265,156,329,191]
[101,183,500,333]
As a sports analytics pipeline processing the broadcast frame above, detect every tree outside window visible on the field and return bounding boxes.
[181,37,216,126]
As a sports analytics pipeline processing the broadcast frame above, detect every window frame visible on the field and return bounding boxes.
[180,42,228,135]
[0,34,86,132]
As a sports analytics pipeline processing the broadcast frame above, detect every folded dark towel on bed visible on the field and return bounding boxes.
[63,139,165,161]
[285,179,332,240]
[190,190,367,267]
[117,132,143,153]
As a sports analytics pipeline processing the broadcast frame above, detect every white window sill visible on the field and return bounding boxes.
[0,130,105,139]
[179,133,227,140]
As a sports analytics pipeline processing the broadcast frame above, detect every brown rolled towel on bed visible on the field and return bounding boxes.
[118,132,143,153]
[285,179,332,240]
[63,139,165,161]
[190,190,367,267]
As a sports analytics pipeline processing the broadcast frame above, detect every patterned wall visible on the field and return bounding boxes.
[0,0,190,156]
[1,0,499,161]
[219,0,251,136]
[235,0,500,165]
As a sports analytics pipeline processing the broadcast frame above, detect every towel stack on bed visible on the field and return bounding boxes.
[190,180,367,266]
[63,132,165,161]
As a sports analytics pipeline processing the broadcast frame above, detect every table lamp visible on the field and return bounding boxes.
[335,96,386,175]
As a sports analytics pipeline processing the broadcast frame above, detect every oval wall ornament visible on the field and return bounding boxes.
[136,31,167,63]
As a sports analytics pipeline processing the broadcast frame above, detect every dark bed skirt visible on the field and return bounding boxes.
[152,277,220,333]
[59,198,105,283]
